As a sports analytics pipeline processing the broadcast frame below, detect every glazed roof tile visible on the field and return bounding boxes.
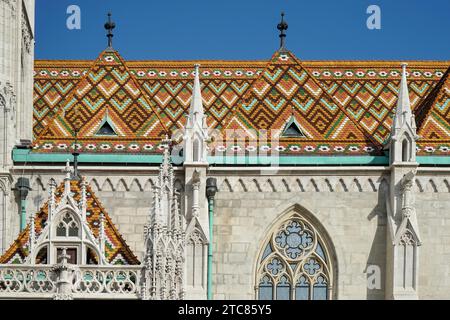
[32,50,450,156]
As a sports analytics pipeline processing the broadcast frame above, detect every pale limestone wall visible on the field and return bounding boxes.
[4,169,450,300]
[0,0,34,254]
[95,190,150,260]
[416,191,450,299]
[211,173,388,300]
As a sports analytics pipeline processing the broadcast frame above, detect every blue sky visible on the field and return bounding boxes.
[35,0,450,61]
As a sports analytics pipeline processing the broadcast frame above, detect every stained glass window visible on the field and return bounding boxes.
[256,213,333,300]
[258,275,273,300]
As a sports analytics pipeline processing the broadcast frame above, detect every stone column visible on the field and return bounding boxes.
[52,248,75,300]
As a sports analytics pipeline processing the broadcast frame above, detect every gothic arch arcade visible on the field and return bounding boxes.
[255,205,337,300]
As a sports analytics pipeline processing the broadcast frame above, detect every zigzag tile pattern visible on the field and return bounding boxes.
[222,51,379,154]
[33,79,80,137]
[34,50,169,153]
[33,51,450,156]
[308,62,447,144]
[137,76,257,132]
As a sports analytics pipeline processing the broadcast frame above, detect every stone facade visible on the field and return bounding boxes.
[0,0,34,255]
[1,166,447,299]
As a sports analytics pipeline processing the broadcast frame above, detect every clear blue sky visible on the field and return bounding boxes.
[35,0,450,61]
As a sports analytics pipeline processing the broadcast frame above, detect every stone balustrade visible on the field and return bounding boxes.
[0,264,143,299]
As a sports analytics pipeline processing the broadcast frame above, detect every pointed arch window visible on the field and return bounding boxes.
[256,211,334,300]
[187,228,207,287]
[55,212,80,238]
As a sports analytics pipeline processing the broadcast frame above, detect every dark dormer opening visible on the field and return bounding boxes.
[95,117,117,136]
[282,116,306,138]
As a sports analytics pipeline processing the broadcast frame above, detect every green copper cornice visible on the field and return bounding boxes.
[12,149,449,166]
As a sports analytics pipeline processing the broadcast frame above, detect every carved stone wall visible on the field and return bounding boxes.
[212,172,450,300]
[18,172,185,261]
[8,169,450,299]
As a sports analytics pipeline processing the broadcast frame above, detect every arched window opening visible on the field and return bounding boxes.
[86,247,99,265]
[187,229,206,287]
[295,275,310,300]
[256,211,335,300]
[56,223,66,236]
[35,246,48,264]
[402,139,409,162]
[258,275,273,300]
[55,212,80,238]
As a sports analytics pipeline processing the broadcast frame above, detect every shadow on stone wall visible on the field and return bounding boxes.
[365,178,388,300]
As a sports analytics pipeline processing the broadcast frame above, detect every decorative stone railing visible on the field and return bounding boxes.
[0,264,143,299]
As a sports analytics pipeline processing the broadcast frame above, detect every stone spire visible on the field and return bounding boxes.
[389,63,419,165]
[183,64,209,164]
[385,63,421,300]
[143,137,185,300]
[393,63,414,130]
[186,65,206,130]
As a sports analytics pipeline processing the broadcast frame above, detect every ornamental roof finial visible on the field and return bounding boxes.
[277,12,288,51]
[104,12,116,49]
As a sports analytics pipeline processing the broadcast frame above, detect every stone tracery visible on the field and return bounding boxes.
[256,212,333,300]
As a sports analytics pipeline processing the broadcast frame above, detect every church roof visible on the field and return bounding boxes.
[0,179,140,265]
[414,67,450,153]
[32,48,450,156]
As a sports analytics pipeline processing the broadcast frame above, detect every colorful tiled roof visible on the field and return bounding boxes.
[414,67,450,155]
[32,49,450,156]
[0,179,140,265]
[34,49,169,154]
[220,51,379,155]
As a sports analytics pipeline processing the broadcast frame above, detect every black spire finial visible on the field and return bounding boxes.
[277,12,288,51]
[104,12,115,48]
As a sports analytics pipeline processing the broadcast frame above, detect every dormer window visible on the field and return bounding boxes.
[95,112,117,136]
[96,120,116,135]
[282,115,306,138]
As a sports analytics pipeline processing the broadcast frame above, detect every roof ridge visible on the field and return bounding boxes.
[35,59,450,65]
[34,49,109,142]
[35,48,170,143]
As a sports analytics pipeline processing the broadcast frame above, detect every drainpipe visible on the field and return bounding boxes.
[206,177,218,300]
[16,177,31,231]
